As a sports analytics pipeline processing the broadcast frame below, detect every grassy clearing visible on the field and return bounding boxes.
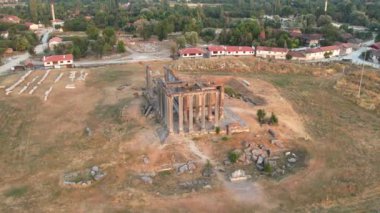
[4,186,28,198]
[246,73,380,211]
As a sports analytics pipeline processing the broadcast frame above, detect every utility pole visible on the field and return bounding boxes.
[324,0,328,15]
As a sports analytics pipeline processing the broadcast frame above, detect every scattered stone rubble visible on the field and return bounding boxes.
[230,169,251,182]
[178,178,209,189]
[177,161,197,174]
[63,166,106,187]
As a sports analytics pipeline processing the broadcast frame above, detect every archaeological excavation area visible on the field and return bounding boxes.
[0,60,379,212]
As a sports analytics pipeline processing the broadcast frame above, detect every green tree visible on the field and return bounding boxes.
[103,27,116,46]
[200,28,216,43]
[86,25,100,40]
[257,109,266,124]
[184,31,199,46]
[15,36,30,51]
[176,36,186,49]
[116,40,126,53]
[93,36,105,58]
[269,113,278,125]
[71,46,81,59]
[317,15,332,27]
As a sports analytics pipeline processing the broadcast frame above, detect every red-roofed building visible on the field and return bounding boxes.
[225,46,254,56]
[178,48,205,58]
[287,51,306,61]
[43,54,74,68]
[304,45,340,60]
[336,43,354,55]
[256,46,288,59]
[301,34,323,47]
[0,15,21,24]
[51,19,64,28]
[25,22,38,30]
[207,46,226,57]
[48,37,63,49]
[370,42,380,50]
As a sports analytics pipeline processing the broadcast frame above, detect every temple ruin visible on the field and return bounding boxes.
[145,66,224,134]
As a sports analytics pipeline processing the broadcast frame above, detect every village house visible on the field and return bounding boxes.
[0,15,21,24]
[303,45,340,60]
[51,19,64,28]
[43,54,74,68]
[48,37,63,49]
[337,43,354,55]
[178,47,205,58]
[225,46,255,56]
[25,22,39,31]
[287,51,307,61]
[207,46,225,57]
[256,46,288,59]
[301,34,323,47]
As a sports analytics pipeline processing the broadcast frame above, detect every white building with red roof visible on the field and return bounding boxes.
[207,46,226,57]
[256,46,289,59]
[43,54,74,68]
[225,46,254,56]
[304,45,340,60]
[178,47,205,58]
[48,37,63,49]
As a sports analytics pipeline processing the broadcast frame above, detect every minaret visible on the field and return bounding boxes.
[50,0,56,21]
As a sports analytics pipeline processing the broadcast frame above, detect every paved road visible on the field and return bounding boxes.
[0,28,52,75]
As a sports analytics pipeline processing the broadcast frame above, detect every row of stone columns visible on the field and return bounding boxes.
[161,91,222,134]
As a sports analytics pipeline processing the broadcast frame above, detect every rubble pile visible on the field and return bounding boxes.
[63,166,106,187]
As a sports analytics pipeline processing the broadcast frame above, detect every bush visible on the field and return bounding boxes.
[269,113,278,125]
[257,109,266,124]
[228,151,240,163]
[221,136,229,141]
[263,163,272,173]
[215,126,220,134]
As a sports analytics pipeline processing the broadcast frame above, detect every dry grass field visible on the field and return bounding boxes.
[0,58,379,212]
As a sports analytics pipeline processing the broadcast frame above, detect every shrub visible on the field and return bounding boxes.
[215,126,220,134]
[257,109,266,124]
[221,136,229,141]
[269,113,278,125]
[4,186,28,198]
[263,163,272,173]
[228,151,239,163]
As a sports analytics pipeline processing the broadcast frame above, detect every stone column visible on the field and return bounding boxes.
[219,86,224,118]
[201,93,206,131]
[207,93,212,120]
[158,89,162,117]
[183,96,188,123]
[196,94,202,122]
[178,95,184,133]
[188,95,194,132]
[214,92,219,127]
[167,95,173,133]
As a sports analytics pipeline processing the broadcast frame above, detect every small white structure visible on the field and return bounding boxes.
[43,54,73,68]
[25,22,39,31]
[51,19,64,28]
[256,46,289,59]
[48,37,63,49]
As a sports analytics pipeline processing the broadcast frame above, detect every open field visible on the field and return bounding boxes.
[0,59,379,212]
